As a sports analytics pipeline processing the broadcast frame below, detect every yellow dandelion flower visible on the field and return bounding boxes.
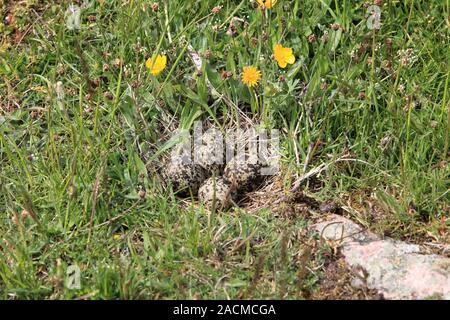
[146,54,167,75]
[242,66,262,87]
[257,0,278,9]
[273,44,296,68]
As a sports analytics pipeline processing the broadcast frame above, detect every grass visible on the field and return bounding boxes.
[0,0,449,299]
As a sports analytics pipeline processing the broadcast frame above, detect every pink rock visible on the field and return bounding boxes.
[313,214,450,300]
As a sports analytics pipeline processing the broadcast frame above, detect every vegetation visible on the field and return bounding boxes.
[0,0,448,299]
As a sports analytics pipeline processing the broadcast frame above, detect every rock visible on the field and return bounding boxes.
[350,277,366,289]
[312,214,450,300]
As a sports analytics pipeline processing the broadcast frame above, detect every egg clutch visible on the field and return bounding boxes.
[160,125,279,210]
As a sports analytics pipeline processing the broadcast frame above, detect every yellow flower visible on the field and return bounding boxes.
[257,0,278,9]
[242,66,262,87]
[273,44,296,68]
[146,54,167,75]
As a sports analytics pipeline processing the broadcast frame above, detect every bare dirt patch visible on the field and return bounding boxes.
[312,257,383,300]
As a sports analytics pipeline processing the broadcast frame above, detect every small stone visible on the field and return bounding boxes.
[350,277,366,289]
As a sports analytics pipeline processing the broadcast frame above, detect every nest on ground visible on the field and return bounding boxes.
[142,121,279,211]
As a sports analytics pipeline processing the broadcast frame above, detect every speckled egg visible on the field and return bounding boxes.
[162,159,207,195]
[198,176,233,210]
[223,153,262,192]
[194,130,225,175]
[195,145,224,174]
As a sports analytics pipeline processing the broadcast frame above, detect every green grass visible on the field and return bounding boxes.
[0,0,449,299]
